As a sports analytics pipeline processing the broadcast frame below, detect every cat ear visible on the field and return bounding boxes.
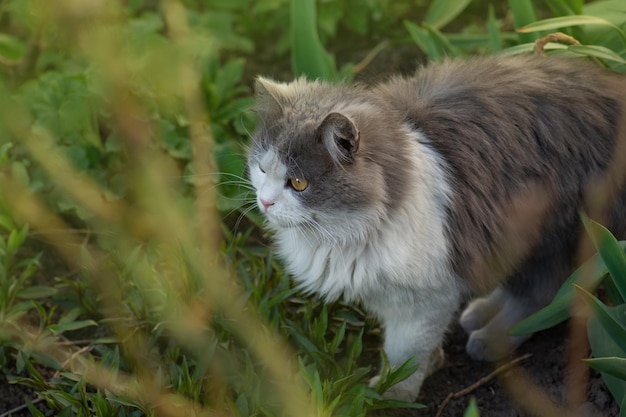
[254,77,287,116]
[319,112,360,164]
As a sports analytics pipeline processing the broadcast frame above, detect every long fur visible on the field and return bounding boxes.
[249,55,626,400]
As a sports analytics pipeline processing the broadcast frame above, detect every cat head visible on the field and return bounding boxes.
[248,77,400,242]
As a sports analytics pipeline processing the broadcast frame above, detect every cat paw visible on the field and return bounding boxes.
[465,330,527,362]
[459,290,505,334]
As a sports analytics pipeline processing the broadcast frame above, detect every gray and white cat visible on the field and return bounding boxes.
[248,54,626,401]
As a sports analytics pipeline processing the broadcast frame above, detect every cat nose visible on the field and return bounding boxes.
[260,198,274,210]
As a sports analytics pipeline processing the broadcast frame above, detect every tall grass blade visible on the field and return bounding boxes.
[544,0,577,17]
[568,45,626,64]
[290,0,335,80]
[507,0,540,43]
[487,5,501,53]
[518,15,626,47]
[405,21,443,60]
[423,0,471,30]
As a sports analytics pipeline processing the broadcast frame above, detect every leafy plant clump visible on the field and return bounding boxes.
[512,216,626,415]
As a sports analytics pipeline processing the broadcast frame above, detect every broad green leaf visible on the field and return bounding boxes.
[49,319,98,335]
[583,215,626,301]
[0,214,16,232]
[510,243,626,335]
[568,0,584,15]
[405,21,442,60]
[576,285,626,354]
[422,23,463,57]
[588,304,626,414]
[584,357,626,381]
[544,0,577,17]
[290,0,336,80]
[0,33,25,61]
[17,286,58,299]
[404,21,462,60]
[507,0,540,43]
[509,294,573,335]
[423,0,471,30]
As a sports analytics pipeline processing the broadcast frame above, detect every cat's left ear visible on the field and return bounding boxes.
[254,77,287,116]
[319,112,360,164]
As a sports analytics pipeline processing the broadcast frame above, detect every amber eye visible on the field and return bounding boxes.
[289,178,309,192]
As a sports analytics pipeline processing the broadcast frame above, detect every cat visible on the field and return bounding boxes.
[248,54,626,401]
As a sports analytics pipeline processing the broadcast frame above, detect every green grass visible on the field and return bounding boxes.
[0,1,625,416]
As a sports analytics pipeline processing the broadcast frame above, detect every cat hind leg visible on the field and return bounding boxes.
[463,291,532,362]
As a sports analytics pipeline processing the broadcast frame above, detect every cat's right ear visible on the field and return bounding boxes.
[254,77,287,116]
[319,112,360,165]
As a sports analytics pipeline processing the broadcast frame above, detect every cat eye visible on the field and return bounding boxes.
[289,178,309,192]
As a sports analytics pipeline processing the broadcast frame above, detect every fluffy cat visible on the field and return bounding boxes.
[248,54,626,401]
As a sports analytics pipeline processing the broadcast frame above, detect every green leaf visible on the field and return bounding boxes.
[423,0,471,30]
[544,0,577,17]
[568,45,626,65]
[576,285,626,354]
[404,21,462,60]
[405,21,442,60]
[583,216,626,301]
[0,33,25,61]
[17,286,58,299]
[464,398,481,417]
[584,357,626,381]
[507,0,540,43]
[290,0,336,80]
[509,243,624,335]
[487,5,502,53]
[500,42,569,56]
[518,15,626,46]
[26,399,46,417]
[369,399,427,410]
[49,319,98,335]
[587,304,626,413]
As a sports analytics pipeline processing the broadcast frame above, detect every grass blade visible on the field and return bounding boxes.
[518,15,626,47]
[405,21,443,60]
[487,5,502,53]
[423,0,471,30]
[568,45,626,64]
[290,0,335,80]
[507,0,540,43]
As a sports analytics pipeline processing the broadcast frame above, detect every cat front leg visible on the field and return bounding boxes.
[370,287,462,401]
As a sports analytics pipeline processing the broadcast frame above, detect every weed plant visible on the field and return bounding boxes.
[0,1,624,417]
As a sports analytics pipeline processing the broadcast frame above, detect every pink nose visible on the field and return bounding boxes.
[260,198,274,210]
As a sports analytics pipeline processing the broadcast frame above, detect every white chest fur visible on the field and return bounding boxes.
[266,130,458,306]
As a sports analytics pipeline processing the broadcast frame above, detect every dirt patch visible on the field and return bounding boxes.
[376,320,619,417]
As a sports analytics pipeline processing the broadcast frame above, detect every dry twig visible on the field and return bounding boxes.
[435,353,532,417]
